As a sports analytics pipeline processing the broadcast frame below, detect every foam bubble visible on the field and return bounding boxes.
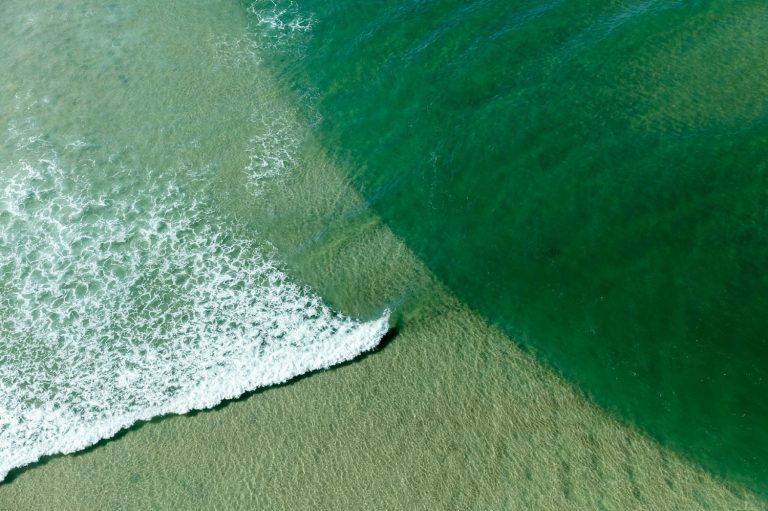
[237,0,315,57]
[248,0,315,33]
[246,111,301,194]
[211,1,314,67]
[0,151,388,482]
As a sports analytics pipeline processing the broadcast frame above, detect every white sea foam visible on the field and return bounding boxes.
[246,111,301,194]
[249,0,315,34]
[0,152,389,482]
[212,1,314,66]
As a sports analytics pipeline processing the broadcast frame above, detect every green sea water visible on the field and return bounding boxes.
[254,0,768,494]
[0,0,766,509]
[0,0,390,484]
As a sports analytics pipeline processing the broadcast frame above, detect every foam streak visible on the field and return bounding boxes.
[0,157,388,482]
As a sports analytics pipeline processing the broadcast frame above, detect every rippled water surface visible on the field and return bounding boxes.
[0,0,767,506]
[255,0,768,492]
[0,0,387,481]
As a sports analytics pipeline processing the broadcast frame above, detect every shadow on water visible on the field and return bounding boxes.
[2,326,399,486]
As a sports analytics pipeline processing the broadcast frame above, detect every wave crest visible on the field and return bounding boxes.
[0,154,388,482]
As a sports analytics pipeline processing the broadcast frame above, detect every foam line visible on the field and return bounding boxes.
[0,155,389,482]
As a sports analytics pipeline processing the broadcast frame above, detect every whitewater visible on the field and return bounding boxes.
[0,132,388,483]
[0,0,388,482]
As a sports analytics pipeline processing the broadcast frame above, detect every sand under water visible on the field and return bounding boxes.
[0,1,765,509]
[1,100,764,510]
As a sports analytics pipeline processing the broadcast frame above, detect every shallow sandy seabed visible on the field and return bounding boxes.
[1,131,764,511]
[0,1,764,507]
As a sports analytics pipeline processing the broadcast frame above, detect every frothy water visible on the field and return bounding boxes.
[0,0,392,483]
[246,112,301,194]
[0,120,387,482]
[249,1,315,41]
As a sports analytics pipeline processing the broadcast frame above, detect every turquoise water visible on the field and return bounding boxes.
[0,0,766,504]
[250,0,768,494]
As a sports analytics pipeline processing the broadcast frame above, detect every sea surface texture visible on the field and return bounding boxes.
[0,0,766,506]
[253,0,768,494]
[0,0,388,482]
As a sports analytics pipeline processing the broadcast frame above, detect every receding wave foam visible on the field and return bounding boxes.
[249,1,314,39]
[0,153,388,482]
[212,0,314,67]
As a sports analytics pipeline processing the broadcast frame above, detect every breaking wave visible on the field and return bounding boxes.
[0,145,388,481]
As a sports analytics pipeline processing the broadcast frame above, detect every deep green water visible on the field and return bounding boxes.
[251,0,768,493]
[1,0,766,505]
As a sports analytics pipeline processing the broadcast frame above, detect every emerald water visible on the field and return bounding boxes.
[255,0,768,494]
[0,0,766,508]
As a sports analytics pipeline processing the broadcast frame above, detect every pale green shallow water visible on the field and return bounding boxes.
[0,1,765,509]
